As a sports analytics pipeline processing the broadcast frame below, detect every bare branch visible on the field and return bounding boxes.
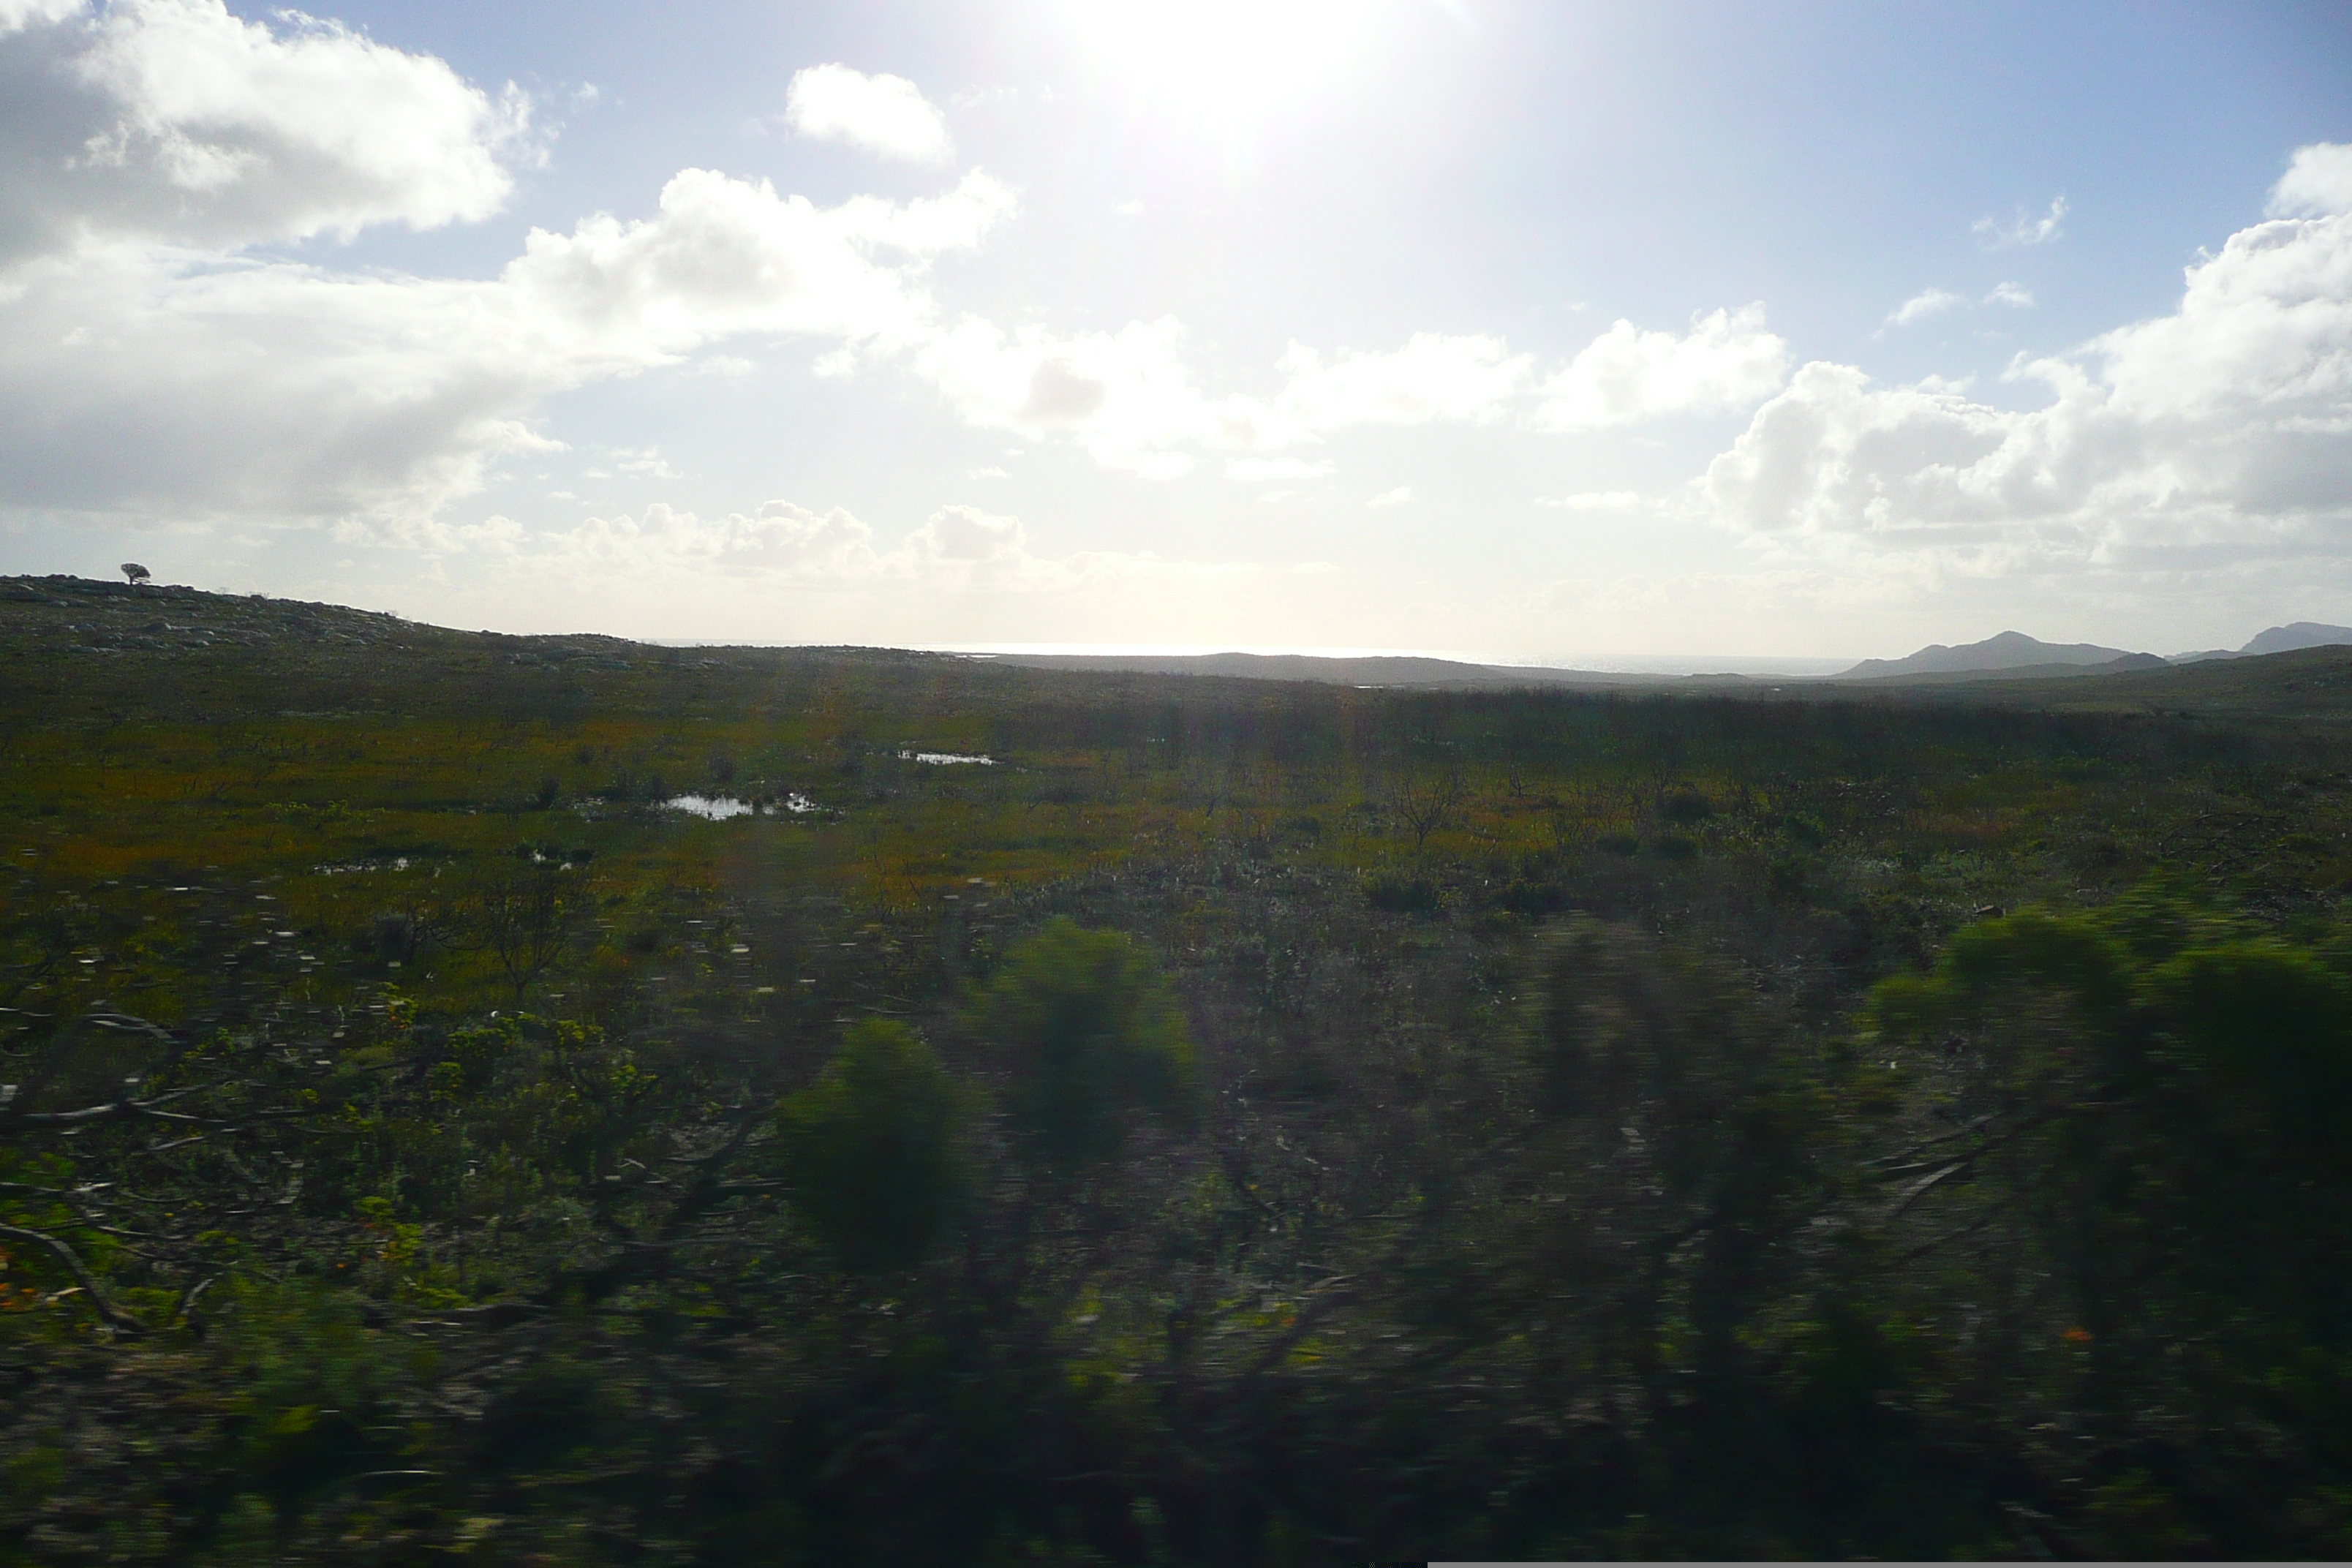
[0,1221,146,1335]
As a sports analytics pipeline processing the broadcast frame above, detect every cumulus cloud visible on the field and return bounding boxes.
[1973,195,2068,249]
[1987,280,2034,308]
[0,135,1014,521]
[907,502,1025,562]
[908,323,1569,476]
[1886,287,1967,328]
[1703,154,2352,571]
[0,7,1032,529]
[1528,305,1788,429]
[2269,143,2352,219]
[905,310,1795,476]
[500,165,1011,361]
[0,0,532,265]
[1367,486,1413,508]
[783,64,952,164]
[911,315,1288,478]
[0,0,83,34]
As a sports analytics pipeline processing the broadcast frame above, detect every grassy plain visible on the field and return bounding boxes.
[7,573,2352,1562]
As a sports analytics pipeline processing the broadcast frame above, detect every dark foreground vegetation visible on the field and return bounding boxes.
[7,573,2352,1561]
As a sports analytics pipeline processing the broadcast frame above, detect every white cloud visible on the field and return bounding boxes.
[905,312,1790,476]
[1276,332,1530,428]
[1973,195,2068,249]
[502,166,1011,358]
[2269,142,2352,219]
[1529,305,1788,429]
[1537,490,1643,510]
[1886,287,1967,328]
[0,2,815,524]
[0,163,1017,522]
[948,83,1020,110]
[1368,486,1413,508]
[1257,489,1298,504]
[1882,284,2033,328]
[355,496,1284,607]
[783,64,952,165]
[611,448,678,478]
[911,315,1283,478]
[910,325,1547,477]
[905,502,1023,562]
[1224,456,1334,482]
[1702,178,2352,572]
[0,0,532,266]
[0,0,82,35]
[968,465,1011,479]
[1111,199,1144,217]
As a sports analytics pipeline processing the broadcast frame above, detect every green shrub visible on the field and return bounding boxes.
[1659,788,1714,824]
[776,1019,977,1271]
[1363,872,1440,913]
[968,919,1195,1171]
[1499,877,1566,918]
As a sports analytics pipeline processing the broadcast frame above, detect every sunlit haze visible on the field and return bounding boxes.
[1057,0,1414,131]
[1,1,2347,662]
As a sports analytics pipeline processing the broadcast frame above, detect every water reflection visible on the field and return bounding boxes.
[901,751,995,766]
[663,793,818,819]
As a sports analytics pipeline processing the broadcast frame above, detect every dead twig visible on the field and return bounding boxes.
[0,1221,146,1335]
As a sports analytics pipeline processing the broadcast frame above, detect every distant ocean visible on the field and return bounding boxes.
[644,638,1860,679]
[923,643,1861,679]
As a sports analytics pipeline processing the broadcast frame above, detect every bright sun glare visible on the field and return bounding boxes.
[1060,0,1408,124]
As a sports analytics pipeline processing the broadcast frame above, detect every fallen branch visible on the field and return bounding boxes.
[1883,1158,1972,1224]
[0,1221,145,1335]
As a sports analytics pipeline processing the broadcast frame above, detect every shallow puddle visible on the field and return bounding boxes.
[663,793,818,819]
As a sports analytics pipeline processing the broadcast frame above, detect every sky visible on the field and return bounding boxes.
[1,0,2348,665]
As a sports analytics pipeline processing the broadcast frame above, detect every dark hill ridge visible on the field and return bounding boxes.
[2242,621,2352,657]
[1892,640,2352,726]
[0,572,641,666]
[1847,622,2352,678]
[1832,630,2148,680]
[1830,653,2171,686]
[981,651,1728,689]
[2157,622,2352,662]
[11,572,2352,714]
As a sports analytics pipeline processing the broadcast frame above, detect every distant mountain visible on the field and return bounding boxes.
[1832,630,2148,682]
[2240,622,2352,657]
[984,652,1743,690]
[1841,655,2171,686]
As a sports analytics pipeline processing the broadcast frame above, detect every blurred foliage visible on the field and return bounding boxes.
[8,577,2352,1560]
[968,919,1196,1172]
[775,1019,976,1272]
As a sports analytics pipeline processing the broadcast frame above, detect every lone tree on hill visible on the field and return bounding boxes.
[119,562,150,587]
